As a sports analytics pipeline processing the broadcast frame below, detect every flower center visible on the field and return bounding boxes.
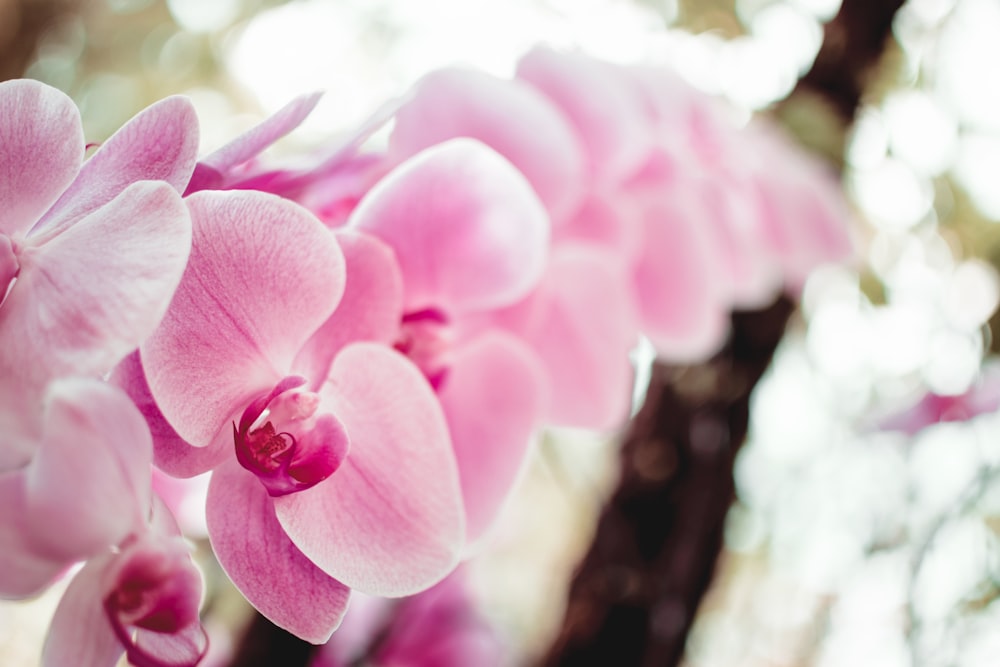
[393,309,454,390]
[102,536,208,667]
[234,376,349,497]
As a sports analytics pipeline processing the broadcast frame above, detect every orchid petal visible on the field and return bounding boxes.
[556,190,643,263]
[348,138,549,314]
[100,535,206,667]
[693,175,782,308]
[275,343,464,597]
[204,93,321,174]
[0,79,83,238]
[23,378,151,562]
[634,195,730,361]
[0,180,190,394]
[42,554,125,667]
[0,473,66,598]
[438,332,546,544]
[292,230,404,385]
[141,190,345,447]
[207,459,350,643]
[516,48,649,186]
[33,96,198,241]
[111,352,229,478]
[132,622,209,667]
[390,68,586,224]
[498,245,637,430]
[187,93,322,193]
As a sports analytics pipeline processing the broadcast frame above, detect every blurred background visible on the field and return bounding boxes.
[4,0,1000,665]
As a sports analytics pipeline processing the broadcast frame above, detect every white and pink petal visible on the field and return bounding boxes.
[274,343,464,597]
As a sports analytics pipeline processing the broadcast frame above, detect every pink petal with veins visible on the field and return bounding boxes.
[275,343,464,597]
[0,79,82,238]
[187,92,322,193]
[293,230,404,385]
[208,459,350,643]
[33,95,198,241]
[111,352,229,478]
[141,190,345,447]
[348,139,549,315]
[0,181,191,394]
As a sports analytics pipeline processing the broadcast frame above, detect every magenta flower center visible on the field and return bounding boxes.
[234,376,349,497]
[394,309,454,390]
[102,537,207,667]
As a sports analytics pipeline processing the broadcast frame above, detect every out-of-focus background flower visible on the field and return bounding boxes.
[4,0,1000,665]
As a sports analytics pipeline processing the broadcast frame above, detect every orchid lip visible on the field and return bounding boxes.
[101,537,208,667]
[394,308,454,390]
[234,377,349,497]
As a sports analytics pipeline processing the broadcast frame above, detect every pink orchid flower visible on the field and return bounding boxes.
[388,66,638,429]
[312,570,505,667]
[0,80,197,424]
[121,187,464,643]
[0,379,155,598]
[0,377,207,667]
[512,49,849,361]
[43,498,207,667]
[345,138,552,543]
[512,48,742,361]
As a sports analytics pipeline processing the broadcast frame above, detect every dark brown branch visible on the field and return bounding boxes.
[794,0,907,121]
[542,296,794,667]
[228,612,319,667]
[0,0,77,83]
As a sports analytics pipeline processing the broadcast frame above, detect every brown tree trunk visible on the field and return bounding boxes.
[541,297,794,667]
[0,0,77,83]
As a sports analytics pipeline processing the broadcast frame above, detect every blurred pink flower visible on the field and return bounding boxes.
[0,379,155,598]
[0,378,207,667]
[42,499,207,667]
[389,65,637,431]
[312,570,505,667]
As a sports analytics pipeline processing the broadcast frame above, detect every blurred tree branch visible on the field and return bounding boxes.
[0,0,76,82]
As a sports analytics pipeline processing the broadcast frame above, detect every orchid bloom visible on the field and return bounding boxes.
[0,379,154,598]
[312,570,505,667]
[513,48,736,361]
[388,67,638,429]
[0,80,196,432]
[121,187,464,643]
[345,138,553,543]
[0,377,206,667]
[43,499,207,667]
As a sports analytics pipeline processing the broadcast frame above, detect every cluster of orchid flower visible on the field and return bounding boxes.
[0,46,851,667]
